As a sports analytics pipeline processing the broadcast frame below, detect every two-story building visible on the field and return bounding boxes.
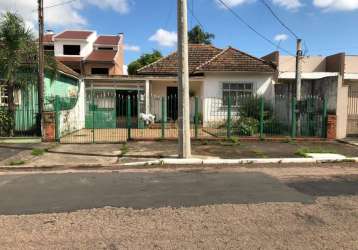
[43,30,124,76]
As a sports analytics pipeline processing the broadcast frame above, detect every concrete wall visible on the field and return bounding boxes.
[275,76,350,138]
[345,56,358,74]
[58,79,86,137]
[279,56,326,73]
[336,75,349,138]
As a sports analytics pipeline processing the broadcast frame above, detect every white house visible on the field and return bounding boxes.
[137,44,277,124]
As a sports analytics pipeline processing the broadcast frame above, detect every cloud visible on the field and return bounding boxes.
[124,44,141,52]
[274,33,289,42]
[0,0,131,32]
[87,0,131,14]
[313,0,358,11]
[149,29,177,47]
[215,0,252,8]
[272,0,302,10]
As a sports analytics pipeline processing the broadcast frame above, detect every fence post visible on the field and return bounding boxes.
[259,96,264,140]
[291,97,297,139]
[227,95,232,138]
[195,96,199,139]
[127,96,131,140]
[161,97,165,139]
[54,95,60,142]
[322,97,328,138]
[91,85,95,144]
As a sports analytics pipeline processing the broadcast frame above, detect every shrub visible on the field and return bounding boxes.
[0,108,14,136]
[234,117,259,136]
[237,95,272,121]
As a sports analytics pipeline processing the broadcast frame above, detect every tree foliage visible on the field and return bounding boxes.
[0,12,57,135]
[127,50,162,75]
[188,25,215,45]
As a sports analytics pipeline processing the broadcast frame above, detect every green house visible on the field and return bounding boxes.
[0,60,80,136]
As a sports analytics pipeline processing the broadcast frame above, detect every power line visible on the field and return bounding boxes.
[259,0,299,39]
[32,0,79,12]
[188,1,205,30]
[216,0,294,55]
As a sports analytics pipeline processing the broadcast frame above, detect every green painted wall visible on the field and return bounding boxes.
[15,72,79,132]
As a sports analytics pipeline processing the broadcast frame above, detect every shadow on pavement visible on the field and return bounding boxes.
[0,171,313,215]
[286,175,358,197]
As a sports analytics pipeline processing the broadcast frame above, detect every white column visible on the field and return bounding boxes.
[145,79,150,114]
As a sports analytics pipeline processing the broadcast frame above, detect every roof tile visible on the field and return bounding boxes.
[55,31,93,40]
[138,44,275,75]
[95,35,121,45]
[85,50,117,62]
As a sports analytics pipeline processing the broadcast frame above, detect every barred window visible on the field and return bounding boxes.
[0,86,21,106]
[222,83,253,106]
[0,86,8,106]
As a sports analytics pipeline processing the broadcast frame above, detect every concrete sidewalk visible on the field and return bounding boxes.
[1,140,358,170]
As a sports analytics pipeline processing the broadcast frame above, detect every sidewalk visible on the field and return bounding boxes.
[1,140,358,170]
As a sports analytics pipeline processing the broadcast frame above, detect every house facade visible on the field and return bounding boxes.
[0,60,81,136]
[137,44,277,124]
[43,30,124,76]
[262,51,358,139]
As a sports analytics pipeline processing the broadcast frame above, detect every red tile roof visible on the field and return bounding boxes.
[55,31,93,40]
[197,47,275,73]
[95,35,121,45]
[138,44,276,75]
[43,34,54,43]
[138,44,222,75]
[55,60,80,78]
[84,50,117,62]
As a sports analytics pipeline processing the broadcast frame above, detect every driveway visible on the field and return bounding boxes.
[0,171,313,215]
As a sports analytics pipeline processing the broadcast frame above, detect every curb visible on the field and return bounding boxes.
[0,157,356,172]
[122,157,357,166]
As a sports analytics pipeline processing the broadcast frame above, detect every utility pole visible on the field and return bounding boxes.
[295,39,302,101]
[37,0,45,136]
[177,0,191,158]
[295,38,302,135]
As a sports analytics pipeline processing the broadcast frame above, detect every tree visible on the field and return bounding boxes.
[188,25,215,44]
[128,50,162,75]
[0,12,56,136]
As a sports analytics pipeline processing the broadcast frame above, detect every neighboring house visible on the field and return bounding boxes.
[0,60,80,135]
[137,44,276,124]
[43,30,124,76]
[262,51,358,139]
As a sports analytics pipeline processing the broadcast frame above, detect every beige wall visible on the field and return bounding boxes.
[336,75,349,139]
[279,56,326,72]
[345,56,358,74]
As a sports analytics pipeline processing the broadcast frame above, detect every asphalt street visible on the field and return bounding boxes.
[0,171,314,215]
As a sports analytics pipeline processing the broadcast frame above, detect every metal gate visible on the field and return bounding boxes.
[347,84,358,136]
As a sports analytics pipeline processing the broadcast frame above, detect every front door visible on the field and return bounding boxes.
[116,90,138,128]
[167,87,178,121]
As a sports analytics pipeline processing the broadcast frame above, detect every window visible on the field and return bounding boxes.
[0,86,21,106]
[44,45,54,51]
[0,86,8,106]
[222,82,253,106]
[63,45,80,55]
[97,47,114,50]
[91,68,109,75]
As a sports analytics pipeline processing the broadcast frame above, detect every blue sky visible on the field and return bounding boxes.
[4,0,358,64]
